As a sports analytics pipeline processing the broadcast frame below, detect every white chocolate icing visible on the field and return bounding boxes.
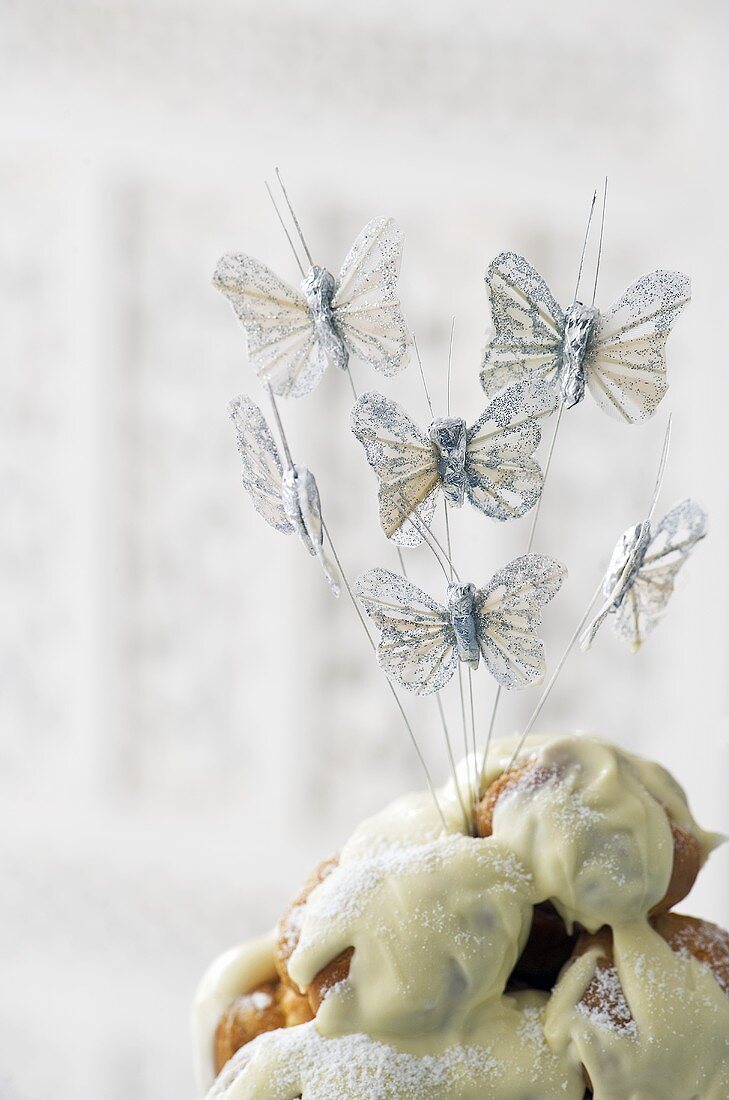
[291,836,534,1040]
[209,993,585,1099]
[192,930,279,1094]
[197,732,726,1099]
[546,924,729,1098]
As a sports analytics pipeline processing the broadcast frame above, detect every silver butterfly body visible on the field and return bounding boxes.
[356,555,566,696]
[214,218,411,399]
[300,265,349,372]
[481,252,690,423]
[581,499,707,651]
[447,582,480,668]
[351,379,556,547]
[560,302,599,408]
[229,395,339,596]
[429,417,469,506]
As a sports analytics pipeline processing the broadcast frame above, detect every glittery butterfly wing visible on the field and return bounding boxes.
[229,395,292,533]
[585,271,691,424]
[480,252,565,400]
[214,253,327,399]
[356,568,458,695]
[474,554,566,688]
[465,379,558,521]
[351,393,440,547]
[331,218,411,377]
[612,499,707,651]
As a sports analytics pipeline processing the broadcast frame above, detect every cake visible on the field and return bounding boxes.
[192,732,729,1099]
[201,177,722,1097]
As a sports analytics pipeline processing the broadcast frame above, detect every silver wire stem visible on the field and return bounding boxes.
[392,497,458,583]
[265,383,294,470]
[456,661,473,814]
[323,522,447,830]
[507,578,604,772]
[478,682,501,790]
[479,398,564,786]
[345,364,358,401]
[436,691,470,834]
[526,400,565,553]
[468,668,478,810]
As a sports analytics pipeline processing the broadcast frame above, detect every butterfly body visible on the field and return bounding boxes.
[560,302,599,408]
[428,417,468,506]
[281,464,324,558]
[604,520,652,612]
[446,582,480,668]
[300,266,349,372]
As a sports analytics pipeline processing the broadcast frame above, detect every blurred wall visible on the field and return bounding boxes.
[1,2,727,1098]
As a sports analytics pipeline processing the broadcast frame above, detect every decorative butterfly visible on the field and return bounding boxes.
[229,395,339,596]
[580,498,707,652]
[214,219,411,400]
[356,555,566,696]
[351,379,557,547]
[480,252,691,423]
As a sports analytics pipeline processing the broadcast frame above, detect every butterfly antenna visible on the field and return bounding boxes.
[322,521,447,830]
[506,577,605,772]
[396,547,409,579]
[413,334,435,419]
[574,189,597,302]
[265,181,306,278]
[392,492,460,581]
[447,318,456,416]
[264,383,295,470]
[591,177,609,307]
[647,415,672,522]
[436,692,471,834]
[275,167,315,268]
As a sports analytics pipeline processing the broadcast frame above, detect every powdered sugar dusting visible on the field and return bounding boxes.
[208,1007,578,1100]
[295,837,532,954]
[577,966,637,1038]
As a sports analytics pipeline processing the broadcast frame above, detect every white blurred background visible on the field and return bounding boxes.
[1,2,728,1097]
